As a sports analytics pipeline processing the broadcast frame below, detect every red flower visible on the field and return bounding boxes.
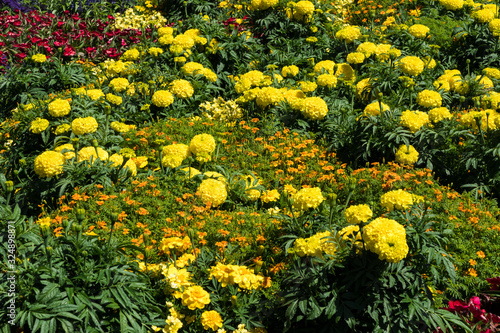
[63,45,75,56]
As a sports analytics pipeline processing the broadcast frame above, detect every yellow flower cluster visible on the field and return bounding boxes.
[111,121,137,133]
[345,204,373,224]
[347,52,365,64]
[460,110,499,131]
[299,81,317,93]
[363,217,409,263]
[300,96,329,120]
[160,307,184,333]
[291,0,315,22]
[201,311,223,331]
[292,187,325,212]
[314,60,335,74]
[159,236,192,254]
[335,63,356,81]
[48,98,71,117]
[77,146,109,163]
[112,8,167,30]
[439,0,464,10]
[106,93,123,105]
[152,90,174,107]
[482,91,500,109]
[54,144,75,159]
[416,90,442,108]
[148,47,163,57]
[339,225,363,250]
[162,265,192,290]
[398,56,425,76]
[109,154,137,176]
[120,48,140,61]
[335,26,362,43]
[287,231,336,258]
[249,0,279,10]
[261,189,280,203]
[199,97,243,121]
[472,6,497,23]
[181,62,217,82]
[71,117,98,136]
[197,179,227,207]
[356,42,377,57]
[395,144,419,165]
[363,101,390,116]
[162,143,191,168]
[237,174,262,201]
[34,151,66,178]
[54,124,71,135]
[380,189,413,211]
[180,285,211,310]
[408,24,430,38]
[400,110,429,133]
[189,133,216,158]
[483,67,500,79]
[282,65,300,77]
[31,54,47,63]
[316,74,338,88]
[85,89,105,100]
[104,60,136,77]
[109,77,130,93]
[429,107,453,123]
[255,87,284,108]
[235,70,268,93]
[169,79,194,98]
[30,118,49,134]
[374,44,401,61]
[209,263,267,289]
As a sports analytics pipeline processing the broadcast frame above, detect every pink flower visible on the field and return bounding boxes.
[63,45,75,56]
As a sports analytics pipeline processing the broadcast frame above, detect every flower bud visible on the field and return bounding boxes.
[45,246,53,256]
[231,295,238,307]
[19,159,26,167]
[76,208,86,222]
[5,181,14,193]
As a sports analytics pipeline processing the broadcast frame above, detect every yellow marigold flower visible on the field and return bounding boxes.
[71,117,98,136]
[439,0,464,10]
[132,156,148,168]
[423,56,437,69]
[292,187,325,212]
[120,48,140,61]
[54,143,75,160]
[356,77,372,97]
[106,93,123,105]
[380,189,413,211]
[158,26,174,36]
[363,217,409,263]
[398,56,425,76]
[363,101,390,116]
[400,110,429,133]
[288,231,336,258]
[152,90,174,107]
[345,204,373,224]
[110,121,136,133]
[256,87,284,108]
[293,0,315,21]
[179,167,201,179]
[169,79,194,98]
[172,34,195,50]
[339,225,363,250]
[375,43,400,61]
[335,63,356,81]
[477,75,494,89]
[201,311,223,331]
[356,42,377,57]
[472,8,496,23]
[299,81,317,93]
[335,26,362,43]
[85,89,105,100]
[159,236,192,255]
[300,96,328,120]
[200,68,218,82]
[189,134,216,155]
[314,60,335,74]
[34,151,66,178]
[182,61,204,75]
[197,179,227,207]
[261,189,280,203]
[416,90,442,108]
[109,78,130,93]
[429,107,452,122]
[37,217,51,228]
[109,153,123,167]
[32,54,47,63]
[408,24,430,38]
[283,88,306,110]
[460,110,499,131]
[489,19,500,34]
[395,144,419,165]
[162,143,190,168]
[316,74,337,88]
[148,47,163,57]
[77,146,109,163]
[54,123,71,135]
[181,286,211,310]
[347,52,365,64]
[176,253,196,268]
[282,65,300,77]
[48,98,71,117]
[30,118,49,134]
[158,34,174,45]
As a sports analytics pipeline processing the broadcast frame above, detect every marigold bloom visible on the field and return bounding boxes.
[34,151,66,178]
[30,118,49,134]
[300,96,328,120]
[398,56,425,76]
[314,60,336,74]
[316,74,338,88]
[395,144,419,165]
[162,144,191,168]
[400,110,429,133]
[189,134,216,155]
[197,179,227,207]
[345,204,373,224]
[363,101,390,116]
[429,107,452,123]
[408,24,430,38]
[181,285,211,310]
[282,65,300,77]
[71,117,98,136]
[77,146,109,163]
[292,187,325,212]
[416,90,442,108]
[48,99,71,117]
[152,90,174,107]
[347,52,365,64]
[109,78,130,93]
[54,143,75,160]
[439,0,464,10]
[363,217,409,263]
[201,311,223,331]
[169,79,194,98]
[380,189,413,211]
[32,54,47,63]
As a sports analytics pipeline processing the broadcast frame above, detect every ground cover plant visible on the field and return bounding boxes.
[1,0,500,332]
